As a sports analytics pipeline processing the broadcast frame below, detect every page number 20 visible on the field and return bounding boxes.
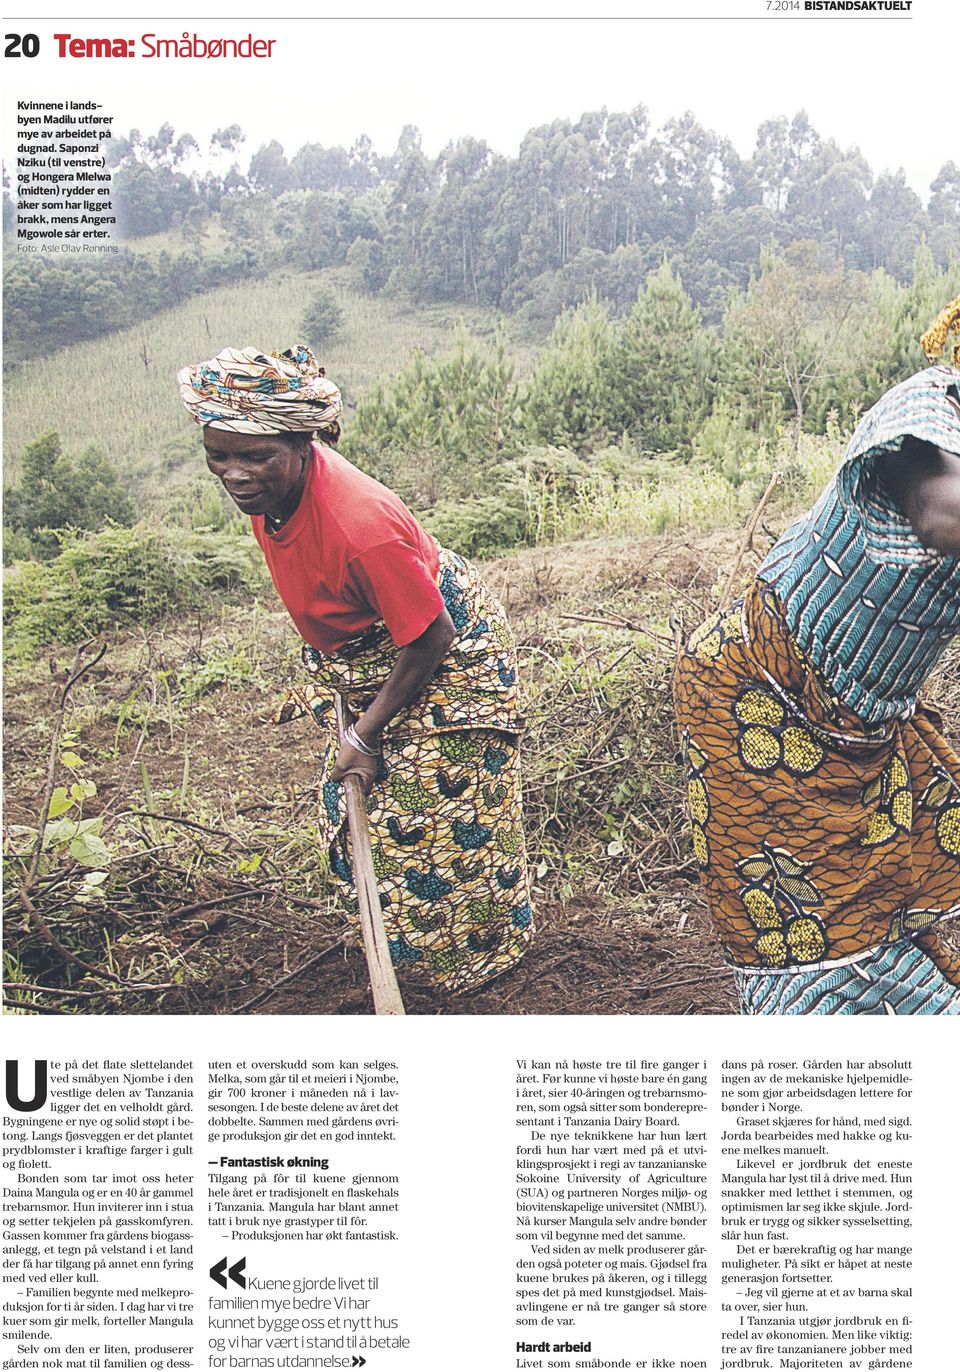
[5,33,40,56]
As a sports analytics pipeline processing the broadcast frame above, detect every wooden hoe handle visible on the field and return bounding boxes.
[335,695,406,1016]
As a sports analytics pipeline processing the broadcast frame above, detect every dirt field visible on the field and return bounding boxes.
[4,533,957,1017]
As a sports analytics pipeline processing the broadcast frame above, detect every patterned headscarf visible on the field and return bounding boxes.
[920,295,960,367]
[177,344,342,434]
[840,300,960,482]
[849,365,960,458]
[840,365,960,508]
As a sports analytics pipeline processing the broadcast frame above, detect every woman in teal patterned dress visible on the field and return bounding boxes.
[674,300,960,1014]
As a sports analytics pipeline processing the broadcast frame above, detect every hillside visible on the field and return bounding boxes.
[5,241,960,1015]
[2,267,535,491]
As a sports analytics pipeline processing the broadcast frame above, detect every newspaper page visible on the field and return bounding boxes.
[3,3,959,1371]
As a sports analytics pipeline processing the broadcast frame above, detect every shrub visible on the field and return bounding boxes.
[4,523,268,657]
[4,431,135,560]
[692,399,767,488]
[301,285,345,349]
[425,492,529,559]
[423,446,595,557]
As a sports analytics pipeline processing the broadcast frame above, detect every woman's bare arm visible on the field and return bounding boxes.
[329,608,457,793]
[355,608,456,741]
[882,441,960,557]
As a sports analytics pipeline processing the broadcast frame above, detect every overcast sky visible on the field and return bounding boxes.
[5,3,957,196]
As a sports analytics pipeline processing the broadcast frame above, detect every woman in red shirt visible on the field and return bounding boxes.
[178,344,534,994]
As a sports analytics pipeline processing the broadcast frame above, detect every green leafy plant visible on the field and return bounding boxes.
[44,741,111,868]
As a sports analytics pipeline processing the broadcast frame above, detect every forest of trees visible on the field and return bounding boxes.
[334,244,960,553]
[5,102,960,567]
[5,107,960,359]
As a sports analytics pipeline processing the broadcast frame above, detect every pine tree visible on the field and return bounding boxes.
[844,245,960,413]
[4,432,136,560]
[301,285,345,349]
[609,261,714,455]
[523,296,618,452]
[342,331,520,506]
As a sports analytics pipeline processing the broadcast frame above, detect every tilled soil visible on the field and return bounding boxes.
[5,532,959,1018]
[185,890,738,1018]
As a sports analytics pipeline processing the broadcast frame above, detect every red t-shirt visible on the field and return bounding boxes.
[250,444,444,654]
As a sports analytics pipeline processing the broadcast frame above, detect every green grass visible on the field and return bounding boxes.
[119,220,233,260]
[552,429,848,544]
[3,268,537,494]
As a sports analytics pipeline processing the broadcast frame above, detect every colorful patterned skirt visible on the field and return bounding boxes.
[673,580,960,1015]
[277,548,535,994]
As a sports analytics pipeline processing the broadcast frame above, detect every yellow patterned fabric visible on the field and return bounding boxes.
[674,582,960,978]
[920,296,960,367]
[277,548,535,993]
[177,344,342,434]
